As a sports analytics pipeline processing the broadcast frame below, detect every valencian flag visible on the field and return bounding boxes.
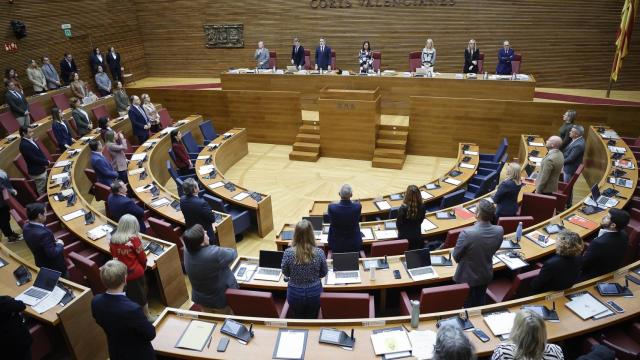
[611,0,639,81]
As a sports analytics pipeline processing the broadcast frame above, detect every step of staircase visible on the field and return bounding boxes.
[289,150,319,162]
[379,124,409,132]
[376,138,406,149]
[299,124,320,134]
[378,129,408,140]
[293,142,320,152]
[374,148,406,159]
[372,156,405,169]
[296,133,320,143]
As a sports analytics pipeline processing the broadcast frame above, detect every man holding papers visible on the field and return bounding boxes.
[452,199,503,307]
[581,209,630,280]
[327,184,363,253]
[23,203,68,278]
[535,136,564,195]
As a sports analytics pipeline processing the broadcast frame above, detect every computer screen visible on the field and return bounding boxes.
[332,252,359,271]
[258,250,284,268]
[405,249,431,269]
[34,267,62,291]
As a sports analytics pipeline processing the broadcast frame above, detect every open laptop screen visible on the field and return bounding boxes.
[524,163,535,177]
[303,216,323,230]
[405,249,431,269]
[332,252,359,271]
[590,184,601,201]
[34,267,61,291]
[258,250,284,269]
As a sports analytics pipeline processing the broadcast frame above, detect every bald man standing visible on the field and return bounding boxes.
[535,136,564,195]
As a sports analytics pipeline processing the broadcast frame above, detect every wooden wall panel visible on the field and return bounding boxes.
[132,0,639,90]
[408,96,640,158]
[0,1,148,98]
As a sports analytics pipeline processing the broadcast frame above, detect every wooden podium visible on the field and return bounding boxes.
[318,86,381,160]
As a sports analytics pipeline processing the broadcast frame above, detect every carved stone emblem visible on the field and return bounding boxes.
[204,24,244,48]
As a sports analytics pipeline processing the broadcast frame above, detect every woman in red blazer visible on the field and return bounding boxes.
[170,129,194,176]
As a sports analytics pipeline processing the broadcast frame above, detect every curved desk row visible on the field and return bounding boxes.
[308,143,480,218]
[195,128,274,237]
[0,86,71,114]
[153,260,640,359]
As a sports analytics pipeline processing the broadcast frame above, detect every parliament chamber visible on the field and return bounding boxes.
[1,1,640,359]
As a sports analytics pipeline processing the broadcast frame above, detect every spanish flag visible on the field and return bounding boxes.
[611,0,639,81]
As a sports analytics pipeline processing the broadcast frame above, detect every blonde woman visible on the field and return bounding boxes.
[491,310,564,360]
[109,214,152,321]
[530,230,583,293]
[280,219,328,319]
[141,93,161,132]
[421,39,436,68]
[463,39,480,73]
[492,162,523,218]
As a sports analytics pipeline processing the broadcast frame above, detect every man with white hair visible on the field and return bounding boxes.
[254,41,270,69]
[496,40,515,75]
[535,135,564,195]
[327,184,362,253]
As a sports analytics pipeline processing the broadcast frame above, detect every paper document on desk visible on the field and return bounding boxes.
[53,160,71,168]
[496,253,528,270]
[62,209,85,221]
[375,229,398,240]
[370,329,412,355]
[420,191,433,200]
[130,153,147,161]
[197,155,210,160]
[175,320,216,351]
[408,330,437,360]
[565,293,610,320]
[609,177,633,188]
[151,197,171,208]
[484,312,516,336]
[32,286,66,314]
[128,168,145,176]
[161,126,177,135]
[134,185,151,193]
[198,165,215,175]
[528,142,544,147]
[375,200,391,210]
[51,172,69,181]
[602,130,619,139]
[528,156,542,164]
[208,181,225,189]
[361,228,374,240]
[274,330,307,360]
[233,192,250,201]
[608,145,626,154]
[459,162,475,169]
[421,219,437,233]
[87,225,114,240]
[463,150,479,156]
[614,159,635,169]
[444,177,461,186]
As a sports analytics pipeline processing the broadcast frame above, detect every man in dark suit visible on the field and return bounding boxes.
[19,126,49,195]
[315,37,332,71]
[108,180,147,234]
[291,38,305,69]
[327,184,362,253]
[106,46,123,82]
[59,53,78,85]
[92,259,156,360]
[495,40,515,75]
[581,208,630,280]
[452,199,503,307]
[5,81,30,127]
[89,140,118,186]
[23,203,67,278]
[180,178,218,243]
[128,95,150,144]
[562,124,585,206]
[0,296,32,360]
[89,47,108,75]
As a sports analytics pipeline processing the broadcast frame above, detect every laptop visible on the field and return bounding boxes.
[331,252,361,284]
[303,216,324,238]
[586,184,619,208]
[252,250,284,282]
[524,163,538,180]
[405,249,437,281]
[15,267,61,306]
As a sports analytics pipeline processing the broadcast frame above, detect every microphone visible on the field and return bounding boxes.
[350,328,355,340]
[249,323,254,337]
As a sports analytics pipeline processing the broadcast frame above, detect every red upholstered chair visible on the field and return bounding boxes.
[68,251,107,294]
[36,138,59,162]
[0,111,21,135]
[158,108,173,128]
[10,178,47,203]
[148,217,185,266]
[370,239,409,257]
[46,128,60,150]
[13,154,30,178]
[92,104,109,121]
[399,283,470,315]
[519,193,557,224]
[5,191,56,225]
[84,168,96,195]
[303,49,311,70]
[552,191,569,213]
[189,303,203,312]
[624,227,640,265]
[477,52,485,73]
[511,54,522,74]
[51,93,70,111]
[268,51,277,68]
[486,268,540,303]
[225,288,289,318]
[29,102,48,122]
[330,50,336,69]
[497,216,535,234]
[409,51,422,72]
[372,51,381,72]
[94,182,111,203]
[440,227,467,249]
[29,323,54,360]
[319,292,375,319]
[599,322,640,360]
[558,164,584,196]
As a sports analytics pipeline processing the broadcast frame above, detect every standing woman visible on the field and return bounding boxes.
[69,72,87,100]
[109,214,154,321]
[396,185,428,250]
[97,116,112,142]
[492,162,523,218]
[106,46,122,82]
[281,220,328,319]
[170,129,194,176]
[491,310,564,360]
[105,130,129,183]
[141,93,161,132]
[421,39,436,68]
[358,41,374,73]
[70,97,92,136]
[0,169,20,242]
[51,107,74,152]
[113,81,130,116]
[26,59,47,94]
[463,39,480,73]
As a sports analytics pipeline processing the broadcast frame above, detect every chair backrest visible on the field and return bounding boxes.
[495,138,508,162]
[28,102,47,122]
[268,51,277,68]
[199,120,218,143]
[149,217,184,264]
[477,52,485,73]
[35,139,54,162]
[5,191,27,224]
[562,163,584,195]
[409,51,422,72]
[512,53,522,74]
[320,292,373,319]
[167,150,177,167]
[225,288,280,317]
[624,227,639,265]
[370,239,409,257]
[94,182,111,202]
[470,171,498,197]
[46,128,59,148]
[91,105,109,121]
[442,227,467,249]
[10,178,39,204]
[503,269,540,301]
[553,192,568,213]
[51,93,70,111]
[181,131,199,154]
[68,252,106,294]
[84,168,97,184]
[304,49,311,70]
[13,154,29,178]
[440,188,467,209]
[68,115,79,134]
[520,193,556,224]
[419,283,470,313]
[203,193,226,213]
[0,111,21,135]
[497,216,535,234]
[9,208,27,227]
[330,50,336,69]
[158,108,172,128]
[372,51,381,72]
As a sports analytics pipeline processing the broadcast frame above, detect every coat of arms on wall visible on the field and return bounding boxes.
[204,24,244,48]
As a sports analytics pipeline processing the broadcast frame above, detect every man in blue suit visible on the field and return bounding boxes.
[562,125,585,206]
[108,180,147,234]
[327,184,362,253]
[496,40,515,75]
[92,259,156,360]
[23,203,67,278]
[89,139,118,186]
[315,37,332,71]
[128,95,150,144]
[180,178,218,243]
[18,126,49,195]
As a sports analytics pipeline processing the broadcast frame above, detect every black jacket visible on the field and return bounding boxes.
[23,222,66,274]
[0,296,32,360]
[180,194,217,240]
[19,138,49,176]
[493,179,522,218]
[530,254,581,293]
[581,230,628,280]
[291,45,305,67]
[59,58,78,85]
[5,89,29,117]
[396,203,427,249]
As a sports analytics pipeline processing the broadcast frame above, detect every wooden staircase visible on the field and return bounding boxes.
[289,121,320,162]
[372,124,408,169]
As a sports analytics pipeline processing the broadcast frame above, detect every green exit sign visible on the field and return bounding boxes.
[63,29,72,38]
[61,24,72,38]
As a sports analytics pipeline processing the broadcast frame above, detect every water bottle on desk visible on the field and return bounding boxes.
[370,265,376,281]
[516,221,523,242]
[410,300,420,328]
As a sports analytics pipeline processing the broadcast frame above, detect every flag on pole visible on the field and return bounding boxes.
[611,0,639,81]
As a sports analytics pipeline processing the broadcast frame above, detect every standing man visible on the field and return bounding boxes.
[89,140,118,186]
[558,110,577,151]
[254,41,270,69]
[5,81,30,127]
[496,40,515,75]
[18,126,49,195]
[108,180,147,234]
[315,37,332,71]
[41,56,61,90]
[535,135,564,195]
[327,184,362,253]
[562,125,585,206]
[23,203,68,277]
[106,46,123,82]
[59,53,78,85]
[581,209,630,280]
[128,95,150,144]
[452,199,503,307]
[180,178,218,243]
[291,38,305,69]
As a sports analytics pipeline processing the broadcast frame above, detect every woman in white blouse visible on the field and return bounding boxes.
[141,93,161,132]
[421,39,436,68]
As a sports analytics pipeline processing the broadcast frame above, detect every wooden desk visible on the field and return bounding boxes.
[152,261,640,359]
[195,128,274,237]
[221,72,536,116]
[0,244,107,360]
[0,86,71,115]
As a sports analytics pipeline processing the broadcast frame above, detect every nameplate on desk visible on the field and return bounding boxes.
[444,177,461,186]
[545,291,565,301]
[62,209,85,221]
[265,320,288,328]
[459,162,475,169]
[463,150,478,156]
[528,142,544,147]
[197,155,210,160]
[362,319,386,327]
